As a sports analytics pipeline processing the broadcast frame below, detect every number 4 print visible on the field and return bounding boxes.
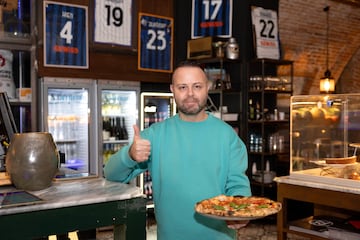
[60,21,73,44]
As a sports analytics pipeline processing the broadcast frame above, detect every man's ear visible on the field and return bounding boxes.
[207,81,211,91]
[170,84,174,93]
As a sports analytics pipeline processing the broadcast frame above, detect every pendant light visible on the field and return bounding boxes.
[319,6,335,94]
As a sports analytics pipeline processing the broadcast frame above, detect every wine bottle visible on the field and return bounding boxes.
[249,99,255,120]
[121,117,128,140]
[115,117,122,140]
[110,117,116,138]
[255,101,261,120]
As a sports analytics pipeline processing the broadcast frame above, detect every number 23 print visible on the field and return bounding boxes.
[138,13,173,73]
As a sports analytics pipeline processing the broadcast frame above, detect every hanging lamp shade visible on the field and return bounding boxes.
[320,6,335,94]
[320,70,335,93]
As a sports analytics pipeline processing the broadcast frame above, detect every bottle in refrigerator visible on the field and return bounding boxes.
[140,92,177,201]
[98,80,140,177]
[121,117,128,140]
[41,77,97,178]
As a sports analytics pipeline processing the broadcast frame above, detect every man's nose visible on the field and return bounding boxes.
[187,87,194,96]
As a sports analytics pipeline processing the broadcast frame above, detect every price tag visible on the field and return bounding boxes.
[94,0,133,46]
[44,1,88,68]
[251,6,280,59]
[191,0,232,39]
[138,13,173,73]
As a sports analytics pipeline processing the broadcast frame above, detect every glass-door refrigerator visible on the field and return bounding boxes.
[140,92,177,204]
[97,80,140,179]
[40,77,97,178]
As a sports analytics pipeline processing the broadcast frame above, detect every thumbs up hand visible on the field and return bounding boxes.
[129,125,151,162]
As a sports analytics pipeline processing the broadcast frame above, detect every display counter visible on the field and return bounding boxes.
[275,176,360,240]
[0,177,146,240]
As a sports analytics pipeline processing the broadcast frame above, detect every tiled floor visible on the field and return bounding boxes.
[50,219,311,240]
[94,219,311,240]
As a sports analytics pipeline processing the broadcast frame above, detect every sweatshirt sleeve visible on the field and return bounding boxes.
[103,144,147,183]
[225,133,252,197]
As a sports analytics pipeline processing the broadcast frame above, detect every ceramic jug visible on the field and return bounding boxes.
[5,132,59,191]
[225,37,239,60]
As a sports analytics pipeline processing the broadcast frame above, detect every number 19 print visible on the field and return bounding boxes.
[44,1,88,68]
[94,0,133,46]
[138,13,173,73]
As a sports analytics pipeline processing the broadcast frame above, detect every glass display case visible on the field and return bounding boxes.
[290,94,360,188]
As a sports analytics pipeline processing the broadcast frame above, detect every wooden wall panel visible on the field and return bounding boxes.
[36,0,173,83]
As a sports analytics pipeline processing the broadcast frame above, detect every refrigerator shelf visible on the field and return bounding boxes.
[103,139,129,144]
[55,139,78,143]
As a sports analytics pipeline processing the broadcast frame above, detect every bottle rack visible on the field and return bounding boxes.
[246,58,293,199]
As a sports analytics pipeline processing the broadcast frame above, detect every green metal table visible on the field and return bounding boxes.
[0,178,146,240]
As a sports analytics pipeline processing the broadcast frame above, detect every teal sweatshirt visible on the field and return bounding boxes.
[104,113,251,240]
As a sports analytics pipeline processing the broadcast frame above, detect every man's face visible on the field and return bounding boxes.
[170,66,209,116]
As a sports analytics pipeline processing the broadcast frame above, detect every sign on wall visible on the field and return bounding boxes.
[191,0,232,39]
[138,13,173,73]
[44,1,88,68]
[251,6,280,60]
[94,0,133,46]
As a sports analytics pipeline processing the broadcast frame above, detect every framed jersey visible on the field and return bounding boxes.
[251,6,280,60]
[191,0,232,39]
[90,0,137,51]
[138,13,173,73]
[43,1,88,68]
[93,0,133,46]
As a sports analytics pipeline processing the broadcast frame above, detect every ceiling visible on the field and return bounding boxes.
[332,0,360,7]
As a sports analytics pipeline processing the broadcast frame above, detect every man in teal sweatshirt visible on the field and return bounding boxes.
[104,61,251,240]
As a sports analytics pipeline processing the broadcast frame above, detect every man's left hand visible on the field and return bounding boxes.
[226,220,249,229]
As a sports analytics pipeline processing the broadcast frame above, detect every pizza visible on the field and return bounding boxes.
[195,195,281,219]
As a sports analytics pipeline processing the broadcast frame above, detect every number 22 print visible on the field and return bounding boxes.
[44,1,88,68]
[138,13,173,73]
[251,6,280,60]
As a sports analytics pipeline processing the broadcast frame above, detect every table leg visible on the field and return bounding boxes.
[277,186,287,240]
[114,224,126,240]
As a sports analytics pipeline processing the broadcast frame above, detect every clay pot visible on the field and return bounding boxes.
[5,132,59,191]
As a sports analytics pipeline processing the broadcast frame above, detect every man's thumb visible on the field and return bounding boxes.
[133,125,141,139]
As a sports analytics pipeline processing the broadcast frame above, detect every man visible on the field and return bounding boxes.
[104,61,251,239]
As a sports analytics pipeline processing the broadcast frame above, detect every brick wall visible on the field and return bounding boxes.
[278,0,360,95]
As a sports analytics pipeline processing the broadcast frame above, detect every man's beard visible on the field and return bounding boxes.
[177,97,207,115]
